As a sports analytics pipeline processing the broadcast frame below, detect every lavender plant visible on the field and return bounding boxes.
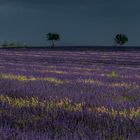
[0,49,139,139]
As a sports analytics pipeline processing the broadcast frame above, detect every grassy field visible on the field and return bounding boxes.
[0,49,140,140]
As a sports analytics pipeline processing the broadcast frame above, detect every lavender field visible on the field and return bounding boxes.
[0,49,140,140]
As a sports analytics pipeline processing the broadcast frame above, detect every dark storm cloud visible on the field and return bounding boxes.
[1,0,139,18]
[0,0,87,6]
[0,0,139,17]
[0,0,140,46]
[0,0,137,6]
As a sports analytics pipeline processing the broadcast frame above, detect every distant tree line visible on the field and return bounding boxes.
[0,41,27,48]
[0,33,128,48]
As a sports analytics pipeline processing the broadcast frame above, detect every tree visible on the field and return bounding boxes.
[2,41,8,48]
[114,34,128,46]
[46,32,60,47]
[9,42,21,47]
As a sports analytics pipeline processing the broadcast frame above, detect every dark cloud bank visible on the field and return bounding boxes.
[0,0,139,46]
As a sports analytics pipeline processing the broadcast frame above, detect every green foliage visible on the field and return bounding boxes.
[114,34,128,46]
[1,41,8,48]
[111,71,118,77]
[107,71,118,78]
[9,42,21,47]
[1,41,27,48]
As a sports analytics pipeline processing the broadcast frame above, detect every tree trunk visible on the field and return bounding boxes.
[52,40,54,47]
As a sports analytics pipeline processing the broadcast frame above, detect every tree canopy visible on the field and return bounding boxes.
[114,34,128,46]
[46,32,60,47]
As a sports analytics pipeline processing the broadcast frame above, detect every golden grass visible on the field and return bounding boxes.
[0,73,65,85]
[79,78,139,88]
[42,70,67,74]
[0,95,140,119]
[0,73,139,89]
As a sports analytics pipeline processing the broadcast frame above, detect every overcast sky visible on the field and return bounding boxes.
[0,0,139,46]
